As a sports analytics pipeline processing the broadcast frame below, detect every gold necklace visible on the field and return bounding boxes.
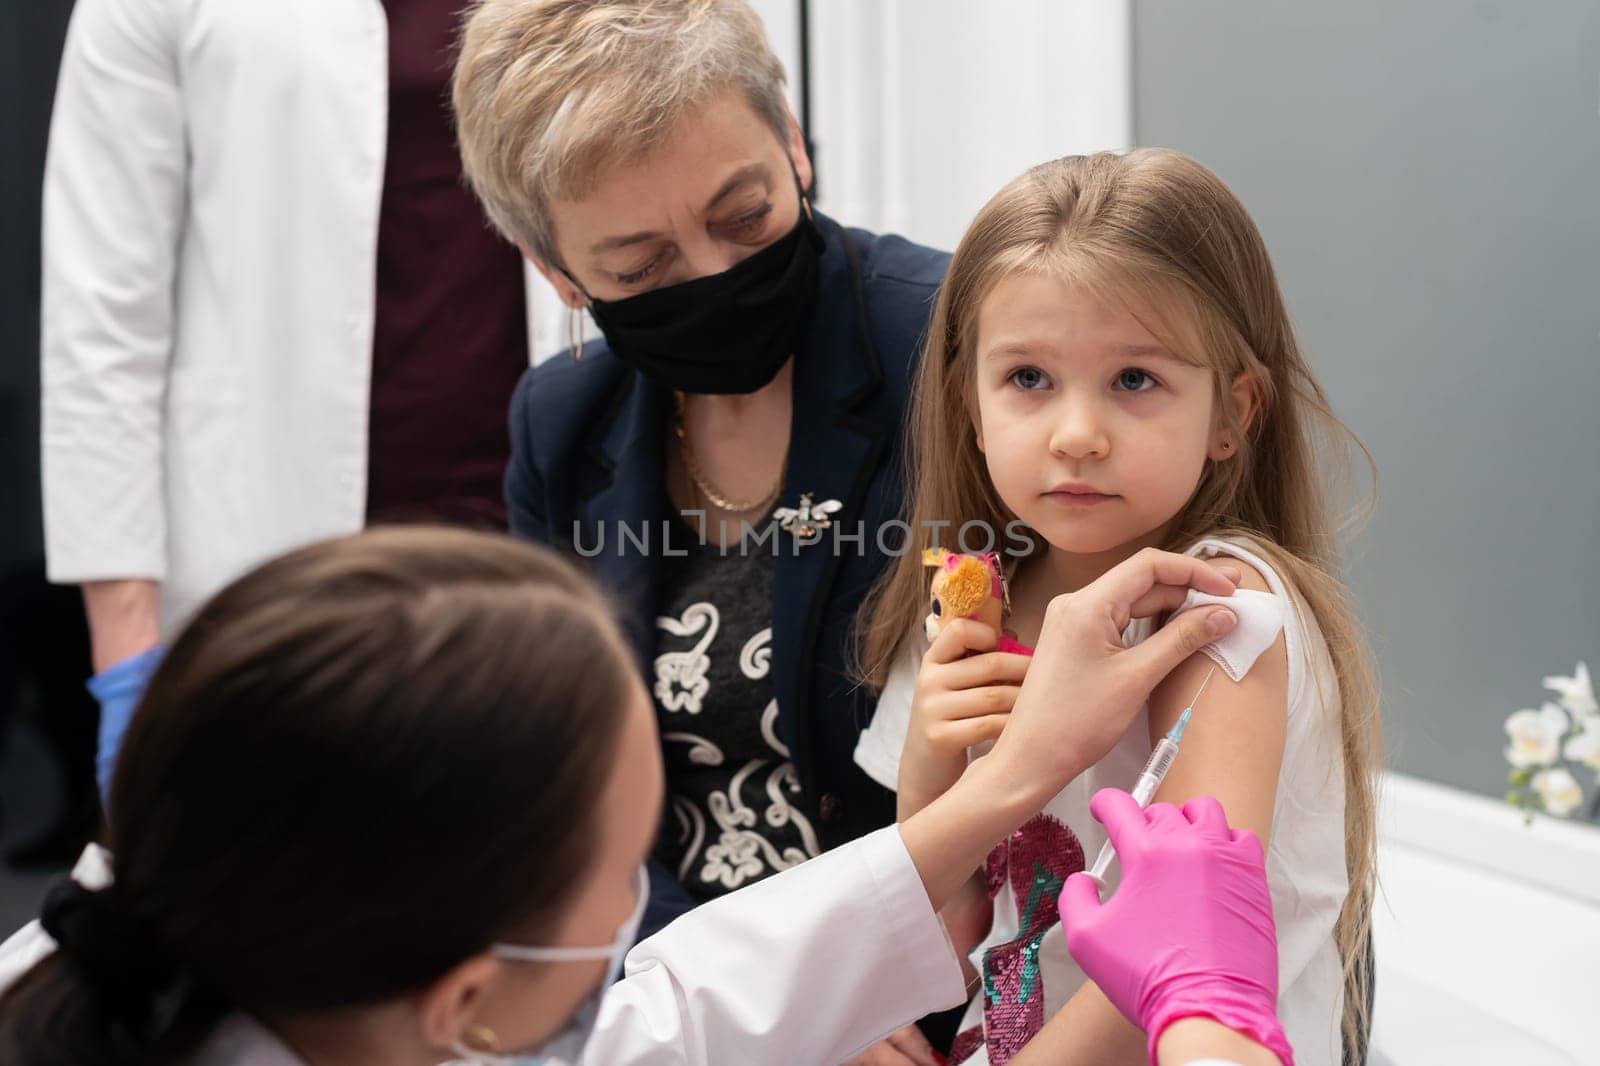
[673,392,788,514]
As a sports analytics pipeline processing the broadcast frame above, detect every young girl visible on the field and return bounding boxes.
[854,149,1380,1066]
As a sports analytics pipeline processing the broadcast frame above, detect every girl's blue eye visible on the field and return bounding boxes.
[1008,367,1049,391]
[1114,368,1158,392]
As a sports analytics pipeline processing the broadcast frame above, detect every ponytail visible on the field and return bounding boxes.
[0,881,226,1065]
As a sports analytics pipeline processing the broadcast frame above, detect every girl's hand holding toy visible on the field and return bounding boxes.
[900,551,1034,817]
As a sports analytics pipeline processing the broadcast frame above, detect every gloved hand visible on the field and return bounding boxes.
[1057,789,1294,1066]
[86,645,165,801]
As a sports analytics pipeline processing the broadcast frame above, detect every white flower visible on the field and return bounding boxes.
[1563,723,1600,772]
[1532,767,1584,818]
[1543,661,1598,719]
[1504,702,1569,768]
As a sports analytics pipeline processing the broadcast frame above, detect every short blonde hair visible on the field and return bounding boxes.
[453,0,791,265]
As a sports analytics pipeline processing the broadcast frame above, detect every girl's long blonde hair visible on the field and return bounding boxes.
[858,149,1381,1059]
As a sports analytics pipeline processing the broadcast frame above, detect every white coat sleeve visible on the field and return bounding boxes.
[42,0,186,583]
[583,826,968,1065]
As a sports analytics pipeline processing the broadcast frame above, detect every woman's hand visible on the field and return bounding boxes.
[899,549,1239,914]
[898,619,1030,820]
[984,548,1241,811]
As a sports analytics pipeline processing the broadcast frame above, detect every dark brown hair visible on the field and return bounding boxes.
[0,527,636,1064]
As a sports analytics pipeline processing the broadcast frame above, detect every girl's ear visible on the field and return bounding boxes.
[1210,372,1263,461]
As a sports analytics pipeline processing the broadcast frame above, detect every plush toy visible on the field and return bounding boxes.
[921,548,1034,656]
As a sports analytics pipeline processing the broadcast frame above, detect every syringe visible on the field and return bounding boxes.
[1085,667,1217,886]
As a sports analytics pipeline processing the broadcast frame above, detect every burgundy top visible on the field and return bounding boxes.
[366,0,528,528]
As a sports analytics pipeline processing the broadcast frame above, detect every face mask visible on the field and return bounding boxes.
[579,201,826,395]
[444,866,650,1066]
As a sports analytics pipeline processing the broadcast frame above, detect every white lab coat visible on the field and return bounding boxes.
[41,0,563,632]
[0,828,968,1065]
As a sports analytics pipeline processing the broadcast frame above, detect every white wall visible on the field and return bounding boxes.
[531,1,1133,362]
[803,0,1130,250]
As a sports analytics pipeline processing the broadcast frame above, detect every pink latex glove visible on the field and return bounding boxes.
[1057,789,1294,1066]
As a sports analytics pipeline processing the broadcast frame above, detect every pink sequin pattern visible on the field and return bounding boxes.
[977,814,1085,1064]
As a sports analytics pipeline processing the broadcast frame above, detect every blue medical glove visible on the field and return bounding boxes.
[86,645,165,801]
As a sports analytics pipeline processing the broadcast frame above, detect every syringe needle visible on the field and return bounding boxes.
[1090,666,1222,884]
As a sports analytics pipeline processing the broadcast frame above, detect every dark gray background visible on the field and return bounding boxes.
[2,0,82,934]
[1132,0,1600,800]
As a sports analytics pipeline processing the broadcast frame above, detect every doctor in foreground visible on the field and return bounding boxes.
[0,527,1283,1065]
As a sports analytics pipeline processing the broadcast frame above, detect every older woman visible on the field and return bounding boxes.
[453,0,949,958]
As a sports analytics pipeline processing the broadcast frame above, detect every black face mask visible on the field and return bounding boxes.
[578,204,826,395]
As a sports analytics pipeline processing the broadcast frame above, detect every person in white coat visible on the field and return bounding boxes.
[42,0,561,695]
[0,527,1247,1065]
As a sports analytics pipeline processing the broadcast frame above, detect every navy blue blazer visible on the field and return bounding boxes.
[505,213,949,933]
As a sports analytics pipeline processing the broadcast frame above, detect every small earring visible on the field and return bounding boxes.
[1220,440,1233,452]
[467,1024,500,1052]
